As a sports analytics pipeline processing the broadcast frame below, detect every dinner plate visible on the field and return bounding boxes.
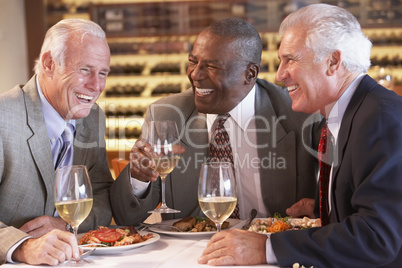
[147,218,240,237]
[78,231,160,255]
[246,217,321,233]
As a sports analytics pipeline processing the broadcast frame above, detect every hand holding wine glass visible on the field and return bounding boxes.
[143,120,182,213]
[55,165,93,266]
[198,162,237,232]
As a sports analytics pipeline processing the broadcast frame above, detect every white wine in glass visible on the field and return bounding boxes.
[55,165,93,266]
[198,162,237,232]
[144,120,181,213]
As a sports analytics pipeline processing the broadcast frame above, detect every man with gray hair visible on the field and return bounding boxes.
[199,4,402,267]
[0,19,113,265]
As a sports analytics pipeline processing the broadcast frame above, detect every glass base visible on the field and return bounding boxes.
[60,258,93,266]
[148,207,180,213]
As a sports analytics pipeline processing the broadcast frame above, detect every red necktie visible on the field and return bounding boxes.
[208,114,239,219]
[318,122,332,226]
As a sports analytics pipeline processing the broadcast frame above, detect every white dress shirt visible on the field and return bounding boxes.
[207,85,268,219]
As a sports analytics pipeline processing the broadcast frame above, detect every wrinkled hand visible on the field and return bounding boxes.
[12,229,81,266]
[198,229,267,266]
[19,215,66,238]
[130,139,185,182]
[286,198,315,218]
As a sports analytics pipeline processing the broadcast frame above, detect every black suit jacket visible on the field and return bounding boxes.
[271,75,402,268]
[111,79,322,225]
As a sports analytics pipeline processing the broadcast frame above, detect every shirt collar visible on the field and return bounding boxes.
[36,76,75,145]
[327,73,365,144]
[207,84,256,131]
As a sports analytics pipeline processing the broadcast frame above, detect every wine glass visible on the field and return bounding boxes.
[144,120,181,213]
[198,162,237,232]
[55,165,93,266]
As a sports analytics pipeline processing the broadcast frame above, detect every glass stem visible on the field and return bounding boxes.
[216,223,222,232]
[72,225,80,260]
[72,226,78,238]
[160,175,168,209]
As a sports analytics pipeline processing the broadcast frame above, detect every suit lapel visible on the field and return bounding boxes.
[255,83,287,146]
[332,75,375,180]
[181,109,208,148]
[24,76,56,215]
[331,75,376,219]
[167,97,208,215]
[73,115,93,166]
[174,97,208,169]
[255,83,292,214]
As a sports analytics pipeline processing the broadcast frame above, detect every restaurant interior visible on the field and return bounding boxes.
[0,1,401,267]
[1,0,402,177]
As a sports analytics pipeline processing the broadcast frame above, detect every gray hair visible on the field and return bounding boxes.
[206,17,262,65]
[34,18,107,75]
[279,3,372,73]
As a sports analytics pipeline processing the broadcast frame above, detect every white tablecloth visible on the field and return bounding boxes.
[3,232,279,268]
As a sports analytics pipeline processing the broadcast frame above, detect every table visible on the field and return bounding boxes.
[3,230,280,268]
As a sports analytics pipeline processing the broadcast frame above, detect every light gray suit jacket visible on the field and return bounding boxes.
[111,79,322,225]
[0,76,114,264]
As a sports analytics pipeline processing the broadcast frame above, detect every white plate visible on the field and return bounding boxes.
[78,231,160,255]
[148,218,240,237]
[246,217,321,233]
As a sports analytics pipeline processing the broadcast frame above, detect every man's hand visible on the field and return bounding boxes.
[19,215,66,238]
[130,139,185,182]
[286,198,315,218]
[12,229,81,266]
[198,229,267,266]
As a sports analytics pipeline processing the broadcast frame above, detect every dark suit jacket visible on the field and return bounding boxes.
[111,79,322,225]
[271,75,402,268]
[0,76,114,264]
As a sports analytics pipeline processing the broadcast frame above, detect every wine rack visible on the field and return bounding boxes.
[42,0,402,163]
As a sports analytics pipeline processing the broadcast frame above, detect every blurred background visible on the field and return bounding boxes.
[1,0,401,173]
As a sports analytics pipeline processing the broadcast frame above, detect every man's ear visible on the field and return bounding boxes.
[41,51,54,77]
[245,63,260,84]
[327,50,341,76]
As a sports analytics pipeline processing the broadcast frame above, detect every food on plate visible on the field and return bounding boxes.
[78,226,153,247]
[291,217,321,229]
[248,214,321,233]
[172,216,197,232]
[172,216,229,232]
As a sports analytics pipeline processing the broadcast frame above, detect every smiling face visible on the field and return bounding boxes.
[276,27,334,115]
[41,34,110,120]
[187,31,253,114]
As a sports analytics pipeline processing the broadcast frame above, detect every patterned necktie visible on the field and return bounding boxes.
[208,114,233,163]
[318,122,332,226]
[208,114,239,219]
[55,123,74,169]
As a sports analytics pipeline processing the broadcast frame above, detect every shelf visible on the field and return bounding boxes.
[33,0,402,165]
[105,116,142,149]
[106,138,136,151]
[105,116,144,127]
[42,0,399,154]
